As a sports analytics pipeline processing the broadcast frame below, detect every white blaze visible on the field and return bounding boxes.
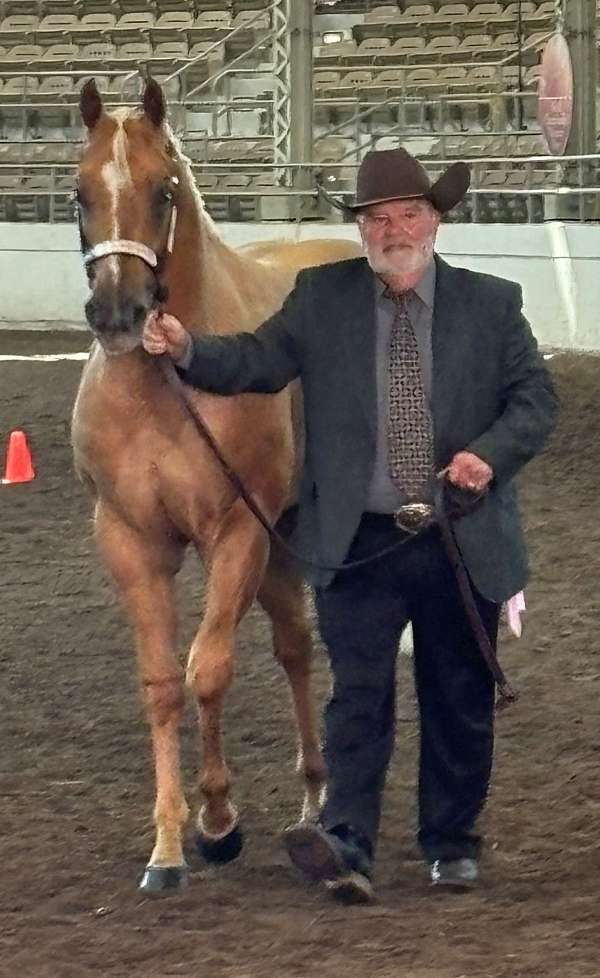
[100,117,133,285]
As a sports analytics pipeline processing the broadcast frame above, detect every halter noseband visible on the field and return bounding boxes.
[82,203,178,274]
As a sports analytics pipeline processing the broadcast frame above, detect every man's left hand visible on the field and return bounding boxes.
[443,451,493,493]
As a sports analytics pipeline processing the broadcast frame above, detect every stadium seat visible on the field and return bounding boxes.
[401,5,435,21]
[314,136,355,163]
[314,69,341,93]
[458,35,492,57]
[479,169,508,188]
[109,75,143,99]
[115,41,154,63]
[501,64,520,88]
[438,65,469,90]
[114,13,156,35]
[2,75,39,99]
[222,173,252,189]
[0,15,40,40]
[248,172,279,190]
[527,1,555,23]
[514,133,545,156]
[353,37,392,61]
[76,41,117,64]
[40,43,79,64]
[505,169,528,188]
[155,11,194,41]
[405,67,437,90]
[315,39,358,63]
[525,32,551,54]
[232,11,271,31]
[14,174,53,222]
[423,35,460,60]
[4,43,43,62]
[329,69,373,98]
[498,2,537,21]
[188,39,225,67]
[433,4,469,23]
[192,12,233,33]
[118,0,155,10]
[389,37,426,59]
[154,41,189,61]
[466,3,503,22]
[37,76,75,98]
[366,68,404,98]
[37,14,79,38]
[194,173,219,192]
[491,32,518,55]
[469,65,501,90]
[364,6,403,24]
[74,14,118,37]
[184,41,225,94]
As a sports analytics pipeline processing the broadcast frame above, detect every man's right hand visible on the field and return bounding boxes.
[142,311,191,364]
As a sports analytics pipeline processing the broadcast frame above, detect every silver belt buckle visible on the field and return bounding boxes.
[392,502,435,533]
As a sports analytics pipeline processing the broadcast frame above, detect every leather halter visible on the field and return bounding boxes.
[83,204,178,273]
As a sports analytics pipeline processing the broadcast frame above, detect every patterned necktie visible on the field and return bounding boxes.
[386,289,434,500]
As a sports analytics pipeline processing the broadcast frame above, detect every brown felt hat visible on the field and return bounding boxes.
[331,148,470,214]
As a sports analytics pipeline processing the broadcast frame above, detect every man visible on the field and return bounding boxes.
[143,148,558,903]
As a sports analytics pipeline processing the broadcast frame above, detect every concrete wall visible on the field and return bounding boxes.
[0,221,598,349]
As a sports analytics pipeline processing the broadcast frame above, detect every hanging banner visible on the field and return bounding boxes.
[538,32,574,156]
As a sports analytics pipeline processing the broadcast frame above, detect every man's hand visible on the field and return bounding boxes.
[442,451,493,493]
[142,311,191,364]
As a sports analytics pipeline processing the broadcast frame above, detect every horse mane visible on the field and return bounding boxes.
[163,122,223,248]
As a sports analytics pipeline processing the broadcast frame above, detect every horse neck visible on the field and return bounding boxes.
[162,178,281,337]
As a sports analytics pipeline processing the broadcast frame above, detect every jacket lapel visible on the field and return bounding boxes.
[431,255,468,457]
[338,258,378,435]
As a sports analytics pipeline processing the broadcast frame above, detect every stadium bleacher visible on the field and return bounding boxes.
[0,1,594,222]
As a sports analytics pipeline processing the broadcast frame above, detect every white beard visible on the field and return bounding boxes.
[364,235,435,286]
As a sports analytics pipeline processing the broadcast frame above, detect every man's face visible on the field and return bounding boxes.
[357,197,440,283]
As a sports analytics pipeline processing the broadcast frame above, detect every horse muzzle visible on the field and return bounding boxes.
[84,292,151,355]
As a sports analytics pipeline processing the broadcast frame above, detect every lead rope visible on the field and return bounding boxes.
[433,481,518,708]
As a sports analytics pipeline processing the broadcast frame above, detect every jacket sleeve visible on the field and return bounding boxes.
[177,269,312,394]
[466,286,559,484]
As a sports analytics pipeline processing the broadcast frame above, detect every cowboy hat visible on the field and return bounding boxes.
[320,147,470,214]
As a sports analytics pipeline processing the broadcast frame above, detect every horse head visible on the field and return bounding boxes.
[77,78,182,355]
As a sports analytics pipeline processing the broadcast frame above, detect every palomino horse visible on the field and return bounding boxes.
[71,78,361,893]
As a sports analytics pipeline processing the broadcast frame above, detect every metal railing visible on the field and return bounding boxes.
[1,153,599,224]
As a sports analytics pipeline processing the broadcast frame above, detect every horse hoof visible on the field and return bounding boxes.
[139,864,189,895]
[196,825,244,864]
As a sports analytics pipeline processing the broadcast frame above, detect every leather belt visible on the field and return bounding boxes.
[362,503,436,534]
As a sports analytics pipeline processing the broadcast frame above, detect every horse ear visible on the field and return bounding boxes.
[143,78,167,128]
[80,78,103,130]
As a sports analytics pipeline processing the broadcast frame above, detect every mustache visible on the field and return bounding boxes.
[383,241,413,251]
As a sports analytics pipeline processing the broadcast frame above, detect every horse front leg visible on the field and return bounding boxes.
[186,503,270,864]
[258,553,327,821]
[95,502,189,895]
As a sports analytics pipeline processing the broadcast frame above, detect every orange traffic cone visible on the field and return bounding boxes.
[2,429,35,485]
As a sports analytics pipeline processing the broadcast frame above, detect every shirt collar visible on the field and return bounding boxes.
[375,257,436,309]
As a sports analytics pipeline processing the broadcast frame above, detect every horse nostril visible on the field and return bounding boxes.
[131,303,148,326]
[85,297,99,326]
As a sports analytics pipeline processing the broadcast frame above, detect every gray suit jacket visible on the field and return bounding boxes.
[180,255,558,600]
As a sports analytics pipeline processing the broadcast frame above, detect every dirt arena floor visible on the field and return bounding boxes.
[1,331,598,978]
